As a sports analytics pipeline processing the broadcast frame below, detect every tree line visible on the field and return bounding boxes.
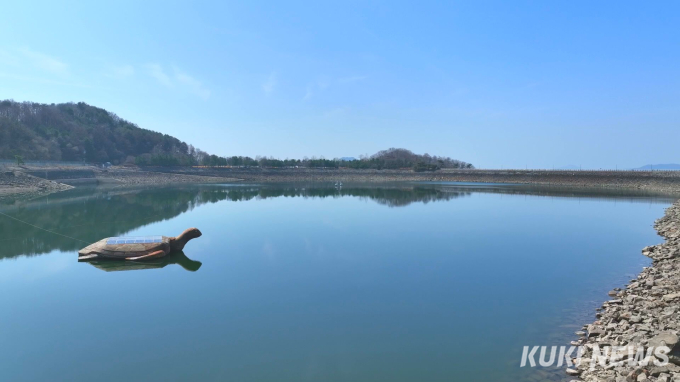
[0,100,473,171]
[343,148,473,170]
[188,149,473,171]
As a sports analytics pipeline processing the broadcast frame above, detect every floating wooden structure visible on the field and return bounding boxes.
[78,228,202,261]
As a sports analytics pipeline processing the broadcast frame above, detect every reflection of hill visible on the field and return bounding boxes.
[0,182,674,262]
[252,185,471,207]
[0,186,234,260]
[0,184,467,261]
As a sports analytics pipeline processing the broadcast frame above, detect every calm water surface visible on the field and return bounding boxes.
[0,183,674,382]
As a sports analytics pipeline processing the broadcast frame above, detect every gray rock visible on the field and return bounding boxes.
[663,293,680,301]
[648,331,679,350]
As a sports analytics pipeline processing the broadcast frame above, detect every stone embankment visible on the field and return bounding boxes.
[570,202,680,382]
[94,167,240,186]
[150,167,680,194]
[4,165,680,201]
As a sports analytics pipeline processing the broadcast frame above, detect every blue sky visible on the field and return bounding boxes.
[1,1,678,169]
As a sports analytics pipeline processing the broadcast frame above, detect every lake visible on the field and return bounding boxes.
[0,183,674,382]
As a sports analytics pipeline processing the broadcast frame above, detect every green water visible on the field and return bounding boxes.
[0,183,673,381]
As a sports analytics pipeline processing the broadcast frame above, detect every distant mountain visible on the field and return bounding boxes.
[633,164,680,171]
[340,157,356,161]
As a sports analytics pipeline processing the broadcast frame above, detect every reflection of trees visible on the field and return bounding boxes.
[342,187,469,207]
[1,182,671,262]
[0,185,468,261]
[243,185,471,207]
[0,186,233,260]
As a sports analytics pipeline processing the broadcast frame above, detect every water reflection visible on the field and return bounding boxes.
[0,182,674,261]
[84,251,202,272]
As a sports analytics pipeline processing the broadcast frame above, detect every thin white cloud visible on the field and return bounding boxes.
[304,75,366,100]
[172,66,210,100]
[145,63,173,87]
[145,63,210,100]
[338,75,368,84]
[109,64,135,79]
[19,47,68,75]
[303,79,327,101]
[262,72,277,96]
[522,82,541,89]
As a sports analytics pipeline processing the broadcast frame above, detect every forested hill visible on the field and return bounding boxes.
[0,100,198,165]
[0,100,473,170]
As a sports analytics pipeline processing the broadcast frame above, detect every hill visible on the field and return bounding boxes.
[0,100,472,170]
[0,100,199,165]
[346,148,473,170]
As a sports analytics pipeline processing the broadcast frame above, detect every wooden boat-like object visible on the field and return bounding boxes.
[78,228,202,261]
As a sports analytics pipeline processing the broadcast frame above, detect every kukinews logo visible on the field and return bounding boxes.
[520,345,670,370]
[520,346,585,368]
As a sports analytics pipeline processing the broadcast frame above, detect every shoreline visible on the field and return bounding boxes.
[0,166,241,203]
[3,166,680,199]
[0,170,74,203]
[570,201,680,381]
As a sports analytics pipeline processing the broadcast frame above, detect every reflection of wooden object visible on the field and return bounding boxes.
[86,251,202,272]
[78,228,201,260]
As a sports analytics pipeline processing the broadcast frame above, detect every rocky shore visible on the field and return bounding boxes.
[0,166,240,201]
[0,170,73,202]
[570,201,680,382]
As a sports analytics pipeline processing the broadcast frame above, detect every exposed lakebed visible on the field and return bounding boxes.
[0,183,675,381]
